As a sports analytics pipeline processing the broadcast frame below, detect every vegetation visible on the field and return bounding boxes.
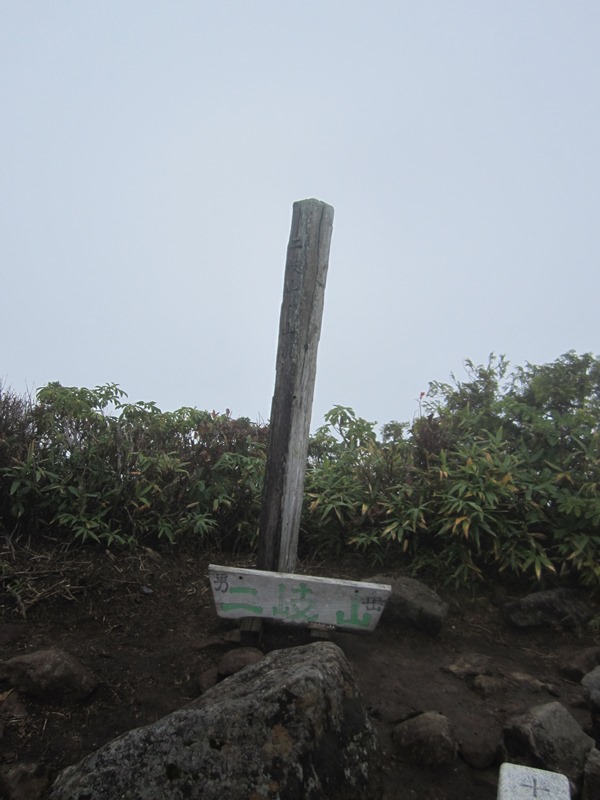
[1,351,599,588]
[0,382,267,551]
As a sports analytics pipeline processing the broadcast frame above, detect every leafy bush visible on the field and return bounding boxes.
[1,351,599,589]
[0,382,36,534]
[1,383,267,549]
[301,353,600,587]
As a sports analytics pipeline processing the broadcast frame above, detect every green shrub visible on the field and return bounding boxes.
[1,383,267,550]
[2,351,598,589]
[302,353,600,587]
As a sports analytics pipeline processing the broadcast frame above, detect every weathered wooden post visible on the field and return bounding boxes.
[209,201,390,640]
[257,199,334,573]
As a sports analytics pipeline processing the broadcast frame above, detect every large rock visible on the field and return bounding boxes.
[503,701,595,787]
[0,648,97,701]
[369,575,448,635]
[49,642,381,800]
[502,588,593,629]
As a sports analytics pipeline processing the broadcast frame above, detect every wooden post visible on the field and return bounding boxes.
[257,199,334,573]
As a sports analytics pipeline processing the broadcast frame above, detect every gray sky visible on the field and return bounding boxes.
[2,2,599,432]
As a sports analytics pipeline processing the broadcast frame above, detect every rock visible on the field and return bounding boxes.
[581,666,600,738]
[559,647,600,681]
[392,711,458,766]
[507,672,550,693]
[369,575,448,636]
[458,726,500,770]
[0,762,50,800]
[502,588,593,629]
[582,747,600,800]
[218,646,264,676]
[581,666,600,711]
[503,700,595,786]
[472,675,506,697]
[49,642,381,800]
[0,689,27,722]
[0,648,97,701]
[222,628,242,643]
[443,654,506,697]
[0,624,26,646]
[444,653,492,678]
[197,667,220,694]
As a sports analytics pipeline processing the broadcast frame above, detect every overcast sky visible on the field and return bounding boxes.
[2,2,599,432]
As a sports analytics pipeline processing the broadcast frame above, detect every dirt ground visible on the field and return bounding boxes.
[0,541,598,800]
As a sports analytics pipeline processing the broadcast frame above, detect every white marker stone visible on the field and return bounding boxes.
[497,763,570,800]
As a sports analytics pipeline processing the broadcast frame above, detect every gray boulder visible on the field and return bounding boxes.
[49,642,381,800]
[0,648,97,701]
[581,666,600,712]
[581,666,600,738]
[502,588,592,629]
[369,575,448,635]
[503,701,595,787]
[392,711,458,766]
[558,646,600,681]
[582,747,600,800]
[458,725,500,770]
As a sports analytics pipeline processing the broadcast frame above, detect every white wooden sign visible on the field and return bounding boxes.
[208,565,391,633]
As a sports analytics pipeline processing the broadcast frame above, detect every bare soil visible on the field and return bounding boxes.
[0,541,598,800]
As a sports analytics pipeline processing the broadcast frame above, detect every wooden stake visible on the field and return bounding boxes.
[257,199,334,573]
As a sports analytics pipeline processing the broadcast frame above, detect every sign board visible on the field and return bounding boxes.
[208,565,391,633]
[497,763,570,800]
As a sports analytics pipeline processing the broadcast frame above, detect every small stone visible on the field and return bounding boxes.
[1,691,27,720]
[581,666,600,712]
[197,667,220,694]
[0,625,26,646]
[0,648,97,702]
[558,646,600,681]
[507,672,547,693]
[581,666,600,738]
[472,675,506,697]
[393,711,458,766]
[0,762,49,800]
[444,653,492,678]
[218,647,264,677]
[459,727,500,770]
